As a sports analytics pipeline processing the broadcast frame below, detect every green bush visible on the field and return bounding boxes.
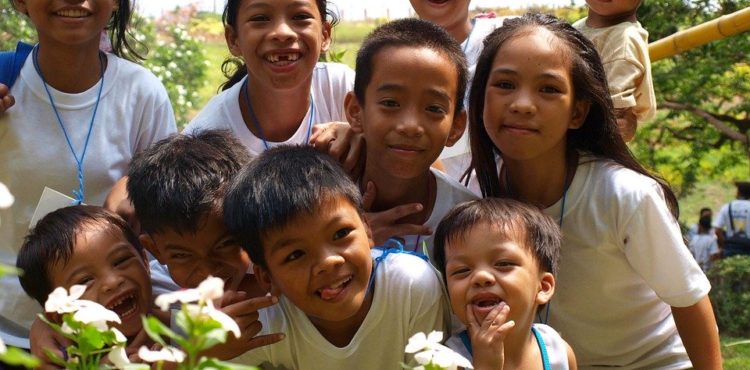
[708,256,750,337]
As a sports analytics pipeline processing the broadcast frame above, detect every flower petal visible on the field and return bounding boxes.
[405,332,428,353]
[108,346,130,369]
[0,182,14,209]
[0,336,6,354]
[426,330,444,345]
[196,276,224,303]
[137,346,186,363]
[154,289,201,311]
[73,300,121,328]
[413,350,433,365]
[111,328,127,344]
[206,308,241,338]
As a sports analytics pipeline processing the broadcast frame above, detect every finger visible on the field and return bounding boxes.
[244,333,285,349]
[481,302,509,331]
[341,134,364,173]
[362,181,377,211]
[223,295,278,317]
[219,290,249,307]
[465,303,480,335]
[0,83,8,95]
[372,203,425,224]
[327,134,347,163]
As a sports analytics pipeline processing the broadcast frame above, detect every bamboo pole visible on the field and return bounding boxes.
[649,6,750,61]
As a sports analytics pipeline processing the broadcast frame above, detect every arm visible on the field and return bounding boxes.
[566,342,577,370]
[671,296,722,370]
[467,303,514,370]
[615,107,638,142]
[29,316,70,370]
[310,121,365,178]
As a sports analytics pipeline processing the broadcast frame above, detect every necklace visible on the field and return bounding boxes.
[241,78,314,151]
[32,45,105,205]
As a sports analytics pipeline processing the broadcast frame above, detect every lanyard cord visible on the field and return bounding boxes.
[32,45,105,205]
[241,78,314,151]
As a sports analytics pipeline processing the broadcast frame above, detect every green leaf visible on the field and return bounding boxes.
[726,339,750,347]
[77,325,107,352]
[142,316,172,347]
[0,347,40,368]
[198,328,227,351]
[42,348,67,367]
[122,364,151,370]
[0,263,21,277]
[194,357,258,370]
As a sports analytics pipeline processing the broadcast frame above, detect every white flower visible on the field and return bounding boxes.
[185,302,241,338]
[405,331,444,353]
[111,328,127,344]
[138,346,186,363]
[108,345,130,369]
[72,300,121,330]
[0,335,6,354]
[155,289,201,311]
[154,276,224,311]
[0,182,13,209]
[406,331,473,370]
[45,285,87,314]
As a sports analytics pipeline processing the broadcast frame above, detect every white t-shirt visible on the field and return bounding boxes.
[543,157,709,369]
[232,250,448,369]
[400,169,478,261]
[0,53,176,347]
[184,62,354,156]
[687,234,719,272]
[446,323,569,370]
[713,199,750,238]
[439,16,506,181]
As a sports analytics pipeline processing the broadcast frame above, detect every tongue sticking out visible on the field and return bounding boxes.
[319,285,345,300]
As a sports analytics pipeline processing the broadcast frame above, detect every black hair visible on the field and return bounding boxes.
[17,205,142,306]
[467,12,678,218]
[224,145,363,268]
[433,198,561,286]
[736,182,750,199]
[699,207,712,216]
[353,18,468,113]
[220,0,339,91]
[127,129,251,235]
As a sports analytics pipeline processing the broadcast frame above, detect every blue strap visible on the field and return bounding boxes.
[0,41,33,89]
[367,238,428,291]
[459,330,472,357]
[532,326,552,370]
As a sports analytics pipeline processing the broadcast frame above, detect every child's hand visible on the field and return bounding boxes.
[310,121,365,177]
[202,291,285,360]
[467,302,515,370]
[615,107,637,142]
[29,316,71,370]
[0,83,15,113]
[362,181,432,246]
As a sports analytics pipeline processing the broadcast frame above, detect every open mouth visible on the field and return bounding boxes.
[388,144,424,153]
[55,9,91,18]
[427,0,451,4]
[265,52,301,66]
[106,291,139,320]
[473,297,501,308]
[316,276,353,301]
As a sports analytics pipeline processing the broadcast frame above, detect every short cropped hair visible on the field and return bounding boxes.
[17,205,142,306]
[128,129,250,235]
[353,18,468,112]
[736,182,750,199]
[224,145,363,269]
[433,198,561,283]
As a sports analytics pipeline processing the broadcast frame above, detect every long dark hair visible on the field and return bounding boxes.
[467,12,678,218]
[219,0,338,91]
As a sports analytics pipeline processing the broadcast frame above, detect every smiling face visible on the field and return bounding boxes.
[48,224,151,338]
[224,0,331,91]
[482,27,588,165]
[444,222,554,329]
[347,45,465,180]
[14,0,117,49]
[409,0,471,29]
[142,212,251,290]
[254,196,374,336]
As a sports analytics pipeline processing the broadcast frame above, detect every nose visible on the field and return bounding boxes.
[195,260,221,281]
[270,19,297,43]
[312,247,345,276]
[395,109,424,138]
[509,88,537,115]
[470,269,496,288]
[101,273,125,293]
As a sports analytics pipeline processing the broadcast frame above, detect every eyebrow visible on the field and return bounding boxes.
[269,214,348,252]
[490,68,567,82]
[376,83,452,102]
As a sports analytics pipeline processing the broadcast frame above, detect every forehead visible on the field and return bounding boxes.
[263,197,365,247]
[151,213,228,251]
[493,27,571,73]
[241,0,320,11]
[369,45,459,91]
[445,221,531,256]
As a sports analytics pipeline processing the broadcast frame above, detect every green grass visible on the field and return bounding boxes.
[677,181,734,227]
[723,337,750,369]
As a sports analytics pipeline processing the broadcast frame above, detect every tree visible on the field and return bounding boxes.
[632,0,750,195]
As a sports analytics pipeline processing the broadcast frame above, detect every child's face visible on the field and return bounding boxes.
[585,0,641,17]
[48,225,151,338]
[14,0,117,48]
[444,223,554,328]
[254,197,374,332]
[482,28,588,164]
[409,0,471,28]
[141,212,251,290]
[346,46,465,179]
[225,0,331,91]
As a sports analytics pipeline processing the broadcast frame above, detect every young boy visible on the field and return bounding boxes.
[434,199,577,370]
[688,209,720,272]
[224,145,448,369]
[17,206,154,348]
[573,0,656,142]
[346,18,477,257]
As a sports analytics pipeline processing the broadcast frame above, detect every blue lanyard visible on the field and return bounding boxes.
[241,78,314,151]
[367,239,428,292]
[32,45,104,205]
[462,19,476,54]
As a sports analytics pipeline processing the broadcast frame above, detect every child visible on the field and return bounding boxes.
[17,206,154,350]
[1,0,176,350]
[346,18,477,256]
[184,0,354,156]
[467,13,721,369]
[687,209,720,272]
[434,198,576,370]
[573,0,656,142]
[409,0,505,181]
[224,145,447,368]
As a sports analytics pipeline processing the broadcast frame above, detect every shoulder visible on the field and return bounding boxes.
[107,55,171,101]
[582,158,662,201]
[186,83,240,131]
[533,324,573,370]
[373,249,442,290]
[313,62,355,84]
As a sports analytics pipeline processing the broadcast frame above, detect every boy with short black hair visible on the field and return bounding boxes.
[17,205,153,344]
[224,145,447,369]
[346,18,477,256]
[434,198,576,370]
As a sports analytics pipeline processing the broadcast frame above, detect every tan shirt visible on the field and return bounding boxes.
[574,18,656,122]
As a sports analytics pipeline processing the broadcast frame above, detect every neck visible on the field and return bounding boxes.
[586,11,637,28]
[443,17,473,44]
[35,42,104,93]
[310,284,374,348]
[362,167,434,225]
[502,152,576,208]
[241,78,312,142]
[502,323,543,370]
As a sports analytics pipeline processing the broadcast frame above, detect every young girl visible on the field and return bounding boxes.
[467,13,721,369]
[0,0,176,350]
[184,0,354,156]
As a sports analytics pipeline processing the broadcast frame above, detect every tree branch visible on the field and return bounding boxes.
[661,101,748,143]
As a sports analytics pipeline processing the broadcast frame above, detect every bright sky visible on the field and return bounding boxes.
[137,0,585,19]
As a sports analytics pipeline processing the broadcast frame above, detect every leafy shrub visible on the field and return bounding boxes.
[708,256,750,337]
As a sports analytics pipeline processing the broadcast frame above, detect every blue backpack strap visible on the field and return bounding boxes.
[0,41,33,89]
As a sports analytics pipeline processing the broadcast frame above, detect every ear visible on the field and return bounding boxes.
[568,99,590,130]
[345,91,365,133]
[224,24,242,58]
[445,109,467,147]
[139,234,164,265]
[253,264,280,296]
[12,0,27,13]
[320,22,332,53]
[362,216,375,249]
[535,272,555,305]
